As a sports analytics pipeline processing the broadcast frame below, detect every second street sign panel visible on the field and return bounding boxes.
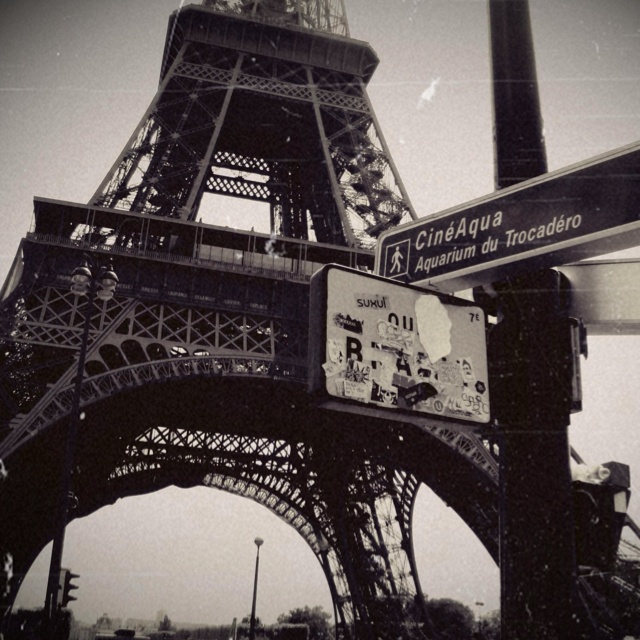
[376,141,640,292]
[309,265,490,425]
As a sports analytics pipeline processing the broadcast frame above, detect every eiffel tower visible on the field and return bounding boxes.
[0,1,639,638]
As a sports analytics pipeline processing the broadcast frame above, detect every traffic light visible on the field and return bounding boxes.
[59,568,79,607]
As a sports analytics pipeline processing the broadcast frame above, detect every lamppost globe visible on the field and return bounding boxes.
[254,537,264,548]
[70,261,93,296]
[70,257,119,300]
[96,263,119,300]
[71,261,92,283]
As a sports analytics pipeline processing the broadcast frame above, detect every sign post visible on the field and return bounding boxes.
[486,269,579,639]
[482,2,582,635]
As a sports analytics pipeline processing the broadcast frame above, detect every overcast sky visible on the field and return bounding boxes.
[2,0,640,628]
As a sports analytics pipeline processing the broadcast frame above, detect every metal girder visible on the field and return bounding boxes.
[113,425,356,630]
[0,275,307,459]
[89,4,413,248]
[74,420,429,638]
[201,0,350,38]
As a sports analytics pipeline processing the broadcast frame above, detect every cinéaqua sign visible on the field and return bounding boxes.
[377,142,640,291]
[309,265,490,425]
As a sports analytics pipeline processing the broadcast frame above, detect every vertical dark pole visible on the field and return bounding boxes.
[44,287,95,627]
[489,272,578,639]
[487,1,579,637]
[249,538,263,640]
[489,0,547,189]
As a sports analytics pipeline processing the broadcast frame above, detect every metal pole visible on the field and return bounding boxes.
[488,0,547,189]
[487,1,580,637]
[248,537,263,640]
[489,273,578,639]
[43,284,95,625]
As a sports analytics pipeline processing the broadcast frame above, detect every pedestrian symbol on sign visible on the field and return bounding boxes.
[385,240,410,278]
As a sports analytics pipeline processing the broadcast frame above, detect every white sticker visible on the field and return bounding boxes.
[327,338,345,364]
[415,295,452,363]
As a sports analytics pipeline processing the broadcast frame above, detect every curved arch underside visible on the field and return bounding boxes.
[1,376,500,637]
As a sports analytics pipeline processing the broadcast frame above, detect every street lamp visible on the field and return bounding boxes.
[249,537,264,640]
[44,256,118,628]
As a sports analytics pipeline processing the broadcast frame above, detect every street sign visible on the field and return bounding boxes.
[559,258,640,335]
[376,141,640,292]
[309,265,490,426]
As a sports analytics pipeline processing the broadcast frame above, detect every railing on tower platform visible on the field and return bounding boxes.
[200,0,350,37]
[7,198,374,305]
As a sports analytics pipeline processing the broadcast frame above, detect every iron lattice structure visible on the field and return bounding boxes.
[0,1,639,638]
[90,0,415,248]
[0,211,502,637]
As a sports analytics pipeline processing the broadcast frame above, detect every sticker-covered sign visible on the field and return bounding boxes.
[309,265,490,425]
